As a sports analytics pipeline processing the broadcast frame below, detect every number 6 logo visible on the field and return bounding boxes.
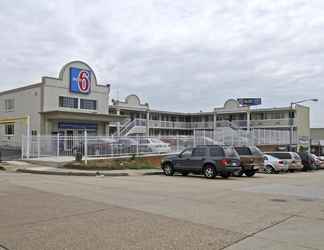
[78,70,90,93]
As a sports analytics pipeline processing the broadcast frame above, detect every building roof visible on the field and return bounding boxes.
[0,82,43,96]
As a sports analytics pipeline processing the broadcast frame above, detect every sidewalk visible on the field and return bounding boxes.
[3,161,163,177]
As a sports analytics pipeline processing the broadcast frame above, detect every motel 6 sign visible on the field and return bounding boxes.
[70,67,91,94]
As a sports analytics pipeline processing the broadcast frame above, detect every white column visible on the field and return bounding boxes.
[26,115,31,159]
[84,130,88,165]
[246,110,251,132]
[213,110,217,142]
[116,109,120,136]
[56,133,60,157]
[105,123,110,136]
[146,110,150,136]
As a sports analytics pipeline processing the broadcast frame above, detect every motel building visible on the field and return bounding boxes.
[0,61,122,148]
[0,60,312,153]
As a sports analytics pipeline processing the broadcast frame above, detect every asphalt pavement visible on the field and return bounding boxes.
[1,170,324,249]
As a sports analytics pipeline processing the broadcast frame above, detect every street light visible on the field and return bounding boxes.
[289,98,318,151]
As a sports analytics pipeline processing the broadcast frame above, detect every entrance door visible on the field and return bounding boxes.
[66,130,74,151]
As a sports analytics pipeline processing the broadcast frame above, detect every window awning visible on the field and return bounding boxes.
[40,110,126,123]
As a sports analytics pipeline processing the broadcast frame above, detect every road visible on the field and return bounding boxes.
[1,170,324,250]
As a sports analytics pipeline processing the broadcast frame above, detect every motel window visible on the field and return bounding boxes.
[80,99,97,110]
[4,99,15,112]
[5,124,14,136]
[59,96,78,109]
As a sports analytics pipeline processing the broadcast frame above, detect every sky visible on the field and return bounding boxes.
[0,0,323,126]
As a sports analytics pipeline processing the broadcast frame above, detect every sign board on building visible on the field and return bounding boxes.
[237,98,262,106]
[70,67,91,94]
[58,122,97,130]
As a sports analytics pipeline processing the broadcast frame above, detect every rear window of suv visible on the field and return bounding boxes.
[269,152,292,159]
[235,147,251,156]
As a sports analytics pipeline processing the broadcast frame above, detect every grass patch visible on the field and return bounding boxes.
[63,157,160,171]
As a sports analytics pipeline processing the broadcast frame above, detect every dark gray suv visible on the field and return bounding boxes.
[161,145,241,179]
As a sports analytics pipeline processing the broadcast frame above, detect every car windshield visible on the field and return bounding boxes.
[250,147,264,156]
[293,153,301,160]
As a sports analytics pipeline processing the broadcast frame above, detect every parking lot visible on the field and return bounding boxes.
[1,170,324,250]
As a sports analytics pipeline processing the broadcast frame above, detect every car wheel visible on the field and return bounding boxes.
[232,170,243,177]
[288,169,295,173]
[264,165,275,174]
[245,170,256,177]
[163,163,174,176]
[220,172,230,179]
[203,165,216,179]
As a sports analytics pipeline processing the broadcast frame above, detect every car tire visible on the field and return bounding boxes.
[245,170,256,177]
[221,172,230,179]
[288,169,295,173]
[232,170,243,177]
[163,163,174,176]
[203,164,216,179]
[264,165,275,174]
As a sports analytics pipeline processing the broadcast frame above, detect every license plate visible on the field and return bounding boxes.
[232,162,237,166]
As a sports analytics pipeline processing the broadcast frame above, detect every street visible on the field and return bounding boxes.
[1,171,324,250]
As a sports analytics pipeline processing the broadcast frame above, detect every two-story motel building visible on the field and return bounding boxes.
[0,61,311,149]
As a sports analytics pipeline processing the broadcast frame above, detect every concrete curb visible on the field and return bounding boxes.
[22,160,70,168]
[16,169,129,177]
[143,171,164,176]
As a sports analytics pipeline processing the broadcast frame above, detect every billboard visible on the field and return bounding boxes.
[70,67,91,94]
[237,98,262,106]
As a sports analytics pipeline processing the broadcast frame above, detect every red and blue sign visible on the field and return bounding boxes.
[70,67,91,94]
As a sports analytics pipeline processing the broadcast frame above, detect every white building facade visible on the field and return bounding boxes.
[109,95,311,150]
[0,61,121,146]
[0,60,311,151]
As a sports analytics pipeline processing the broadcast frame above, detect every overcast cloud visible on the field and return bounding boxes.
[0,0,323,126]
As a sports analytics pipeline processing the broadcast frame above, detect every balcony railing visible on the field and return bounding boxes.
[114,118,295,131]
[231,119,294,128]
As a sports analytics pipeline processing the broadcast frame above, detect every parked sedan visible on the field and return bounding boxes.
[266,152,303,172]
[264,154,289,174]
[138,138,171,154]
[75,138,116,156]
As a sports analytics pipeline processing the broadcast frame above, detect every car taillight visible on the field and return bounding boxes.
[278,160,284,164]
[220,159,230,167]
[292,160,296,164]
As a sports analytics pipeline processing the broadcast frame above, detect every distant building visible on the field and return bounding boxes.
[310,128,324,156]
[0,60,311,151]
[109,95,311,149]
